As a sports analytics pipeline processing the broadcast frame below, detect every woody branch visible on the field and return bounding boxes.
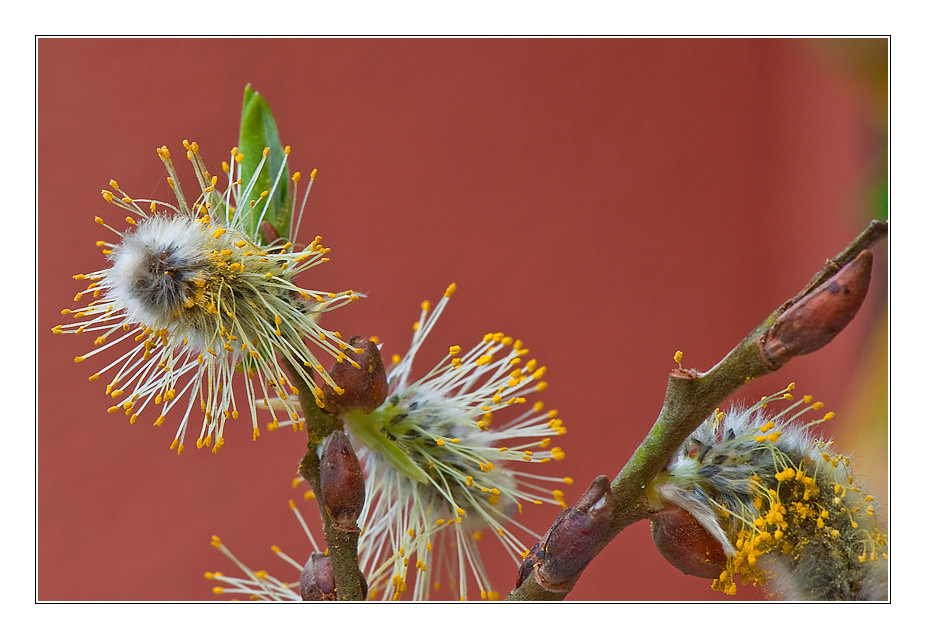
[507,219,887,601]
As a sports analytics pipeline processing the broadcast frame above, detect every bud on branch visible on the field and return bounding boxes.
[760,250,873,370]
[517,475,614,592]
[300,552,369,601]
[323,337,389,414]
[318,430,366,533]
[650,503,726,579]
[300,552,336,601]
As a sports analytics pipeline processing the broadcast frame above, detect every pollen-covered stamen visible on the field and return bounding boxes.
[92,214,127,240]
[206,535,302,601]
[652,385,887,600]
[290,167,318,242]
[249,146,291,234]
[156,146,192,216]
[334,285,566,600]
[59,141,360,453]
[234,147,271,220]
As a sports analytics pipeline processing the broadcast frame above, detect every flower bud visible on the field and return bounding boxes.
[323,337,389,415]
[535,475,613,591]
[300,552,336,601]
[300,552,370,601]
[761,250,872,369]
[650,503,726,579]
[318,429,366,532]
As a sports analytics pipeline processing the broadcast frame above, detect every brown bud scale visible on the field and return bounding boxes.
[300,552,336,601]
[650,503,726,579]
[300,552,369,600]
[323,337,389,415]
[318,429,366,532]
[536,475,614,591]
[761,250,872,369]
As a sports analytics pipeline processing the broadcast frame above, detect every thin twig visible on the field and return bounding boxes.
[785,219,887,310]
[506,220,886,601]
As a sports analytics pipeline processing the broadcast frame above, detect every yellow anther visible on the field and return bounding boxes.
[674,350,683,364]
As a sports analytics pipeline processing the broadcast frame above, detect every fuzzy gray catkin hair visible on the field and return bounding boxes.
[649,387,887,600]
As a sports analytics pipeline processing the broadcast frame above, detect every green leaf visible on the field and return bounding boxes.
[238,84,291,240]
[343,409,431,485]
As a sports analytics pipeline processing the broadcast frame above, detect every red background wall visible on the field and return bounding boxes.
[37,38,887,601]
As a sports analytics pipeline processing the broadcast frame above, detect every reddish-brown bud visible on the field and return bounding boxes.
[300,552,370,601]
[323,337,389,415]
[534,475,614,591]
[259,221,281,244]
[318,430,366,532]
[300,552,336,601]
[650,503,727,579]
[761,250,872,369]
